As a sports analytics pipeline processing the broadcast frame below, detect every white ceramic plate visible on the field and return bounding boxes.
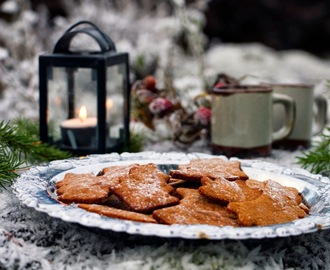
[12,152,330,240]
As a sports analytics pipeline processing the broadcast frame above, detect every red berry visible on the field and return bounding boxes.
[194,106,211,126]
[143,75,157,91]
[148,97,173,116]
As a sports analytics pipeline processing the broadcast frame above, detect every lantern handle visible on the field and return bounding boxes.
[53,20,117,54]
[64,21,116,51]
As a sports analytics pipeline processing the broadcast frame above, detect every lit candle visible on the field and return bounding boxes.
[106,98,113,111]
[61,106,97,149]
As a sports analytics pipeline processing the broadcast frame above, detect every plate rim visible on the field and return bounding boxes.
[12,152,330,240]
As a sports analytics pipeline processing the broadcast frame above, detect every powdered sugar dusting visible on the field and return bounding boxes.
[112,164,179,212]
[264,179,300,206]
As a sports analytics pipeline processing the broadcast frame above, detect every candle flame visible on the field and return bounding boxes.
[79,106,87,121]
[106,98,113,110]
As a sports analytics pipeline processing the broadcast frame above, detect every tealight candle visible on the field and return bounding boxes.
[61,106,97,149]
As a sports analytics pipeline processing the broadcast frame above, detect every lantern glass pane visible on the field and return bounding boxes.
[47,66,97,149]
[47,67,68,142]
[106,64,126,140]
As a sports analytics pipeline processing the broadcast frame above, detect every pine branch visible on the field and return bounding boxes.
[0,119,72,187]
[0,148,24,188]
[11,118,71,163]
[297,128,330,174]
[123,130,145,152]
[0,120,37,161]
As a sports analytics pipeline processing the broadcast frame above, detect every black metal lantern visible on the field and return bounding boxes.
[39,21,130,155]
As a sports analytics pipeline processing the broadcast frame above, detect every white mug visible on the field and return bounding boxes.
[271,84,327,149]
[211,85,295,158]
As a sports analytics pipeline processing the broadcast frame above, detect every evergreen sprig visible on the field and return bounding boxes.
[297,127,330,175]
[0,119,72,187]
[0,149,24,188]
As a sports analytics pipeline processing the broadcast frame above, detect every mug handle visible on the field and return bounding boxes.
[272,93,296,141]
[313,95,328,135]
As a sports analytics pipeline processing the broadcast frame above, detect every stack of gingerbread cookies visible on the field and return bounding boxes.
[55,158,309,227]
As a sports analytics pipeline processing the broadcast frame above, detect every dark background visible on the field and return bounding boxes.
[203,0,330,56]
[3,0,330,57]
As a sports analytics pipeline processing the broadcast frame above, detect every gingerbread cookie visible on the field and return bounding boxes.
[112,163,179,213]
[56,173,112,204]
[78,204,157,223]
[227,180,307,226]
[262,179,309,213]
[103,194,131,210]
[227,193,307,226]
[56,164,135,205]
[246,179,303,205]
[153,188,239,226]
[100,164,138,186]
[170,158,248,182]
[199,176,262,204]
